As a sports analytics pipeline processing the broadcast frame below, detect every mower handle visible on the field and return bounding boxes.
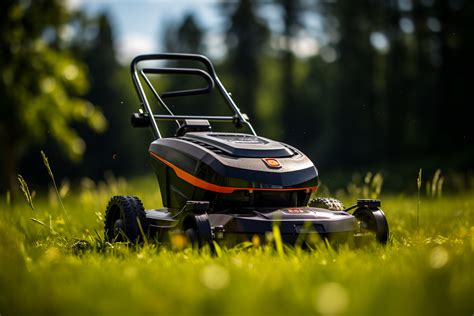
[142,67,215,98]
[130,53,256,139]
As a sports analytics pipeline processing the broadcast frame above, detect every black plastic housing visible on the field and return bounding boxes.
[149,132,318,211]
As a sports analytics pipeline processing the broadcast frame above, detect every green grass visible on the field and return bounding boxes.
[0,175,473,315]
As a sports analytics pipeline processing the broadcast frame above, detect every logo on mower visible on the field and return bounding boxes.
[285,208,307,213]
[262,158,282,169]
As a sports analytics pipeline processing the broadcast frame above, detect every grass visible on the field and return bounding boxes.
[0,174,473,316]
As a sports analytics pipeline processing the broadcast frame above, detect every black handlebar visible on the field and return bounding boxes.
[129,53,256,139]
[141,67,215,98]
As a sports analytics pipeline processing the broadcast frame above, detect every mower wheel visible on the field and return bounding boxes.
[183,213,212,248]
[353,207,389,244]
[308,197,345,211]
[104,196,147,244]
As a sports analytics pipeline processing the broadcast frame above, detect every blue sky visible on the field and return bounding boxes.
[75,1,225,63]
[70,0,323,64]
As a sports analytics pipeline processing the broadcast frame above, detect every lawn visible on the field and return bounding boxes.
[0,174,473,315]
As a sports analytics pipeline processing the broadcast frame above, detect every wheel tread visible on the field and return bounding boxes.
[308,197,345,211]
[104,195,146,244]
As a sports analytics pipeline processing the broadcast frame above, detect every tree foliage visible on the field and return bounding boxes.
[222,0,269,124]
[164,14,205,54]
[70,13,148,179]
[0,0,106,192]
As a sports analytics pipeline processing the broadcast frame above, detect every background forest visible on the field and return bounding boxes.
[1,0,472,194]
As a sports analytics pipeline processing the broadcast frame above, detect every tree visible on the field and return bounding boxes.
[312,0,473,175]
[435,0,473,164]
[222,0,269,125]
[164,14,205,54]
[315,1,388,167]
[277,0,307,146]
[0,0,106,194]
[71,13,149,179]
[160,13,223,136]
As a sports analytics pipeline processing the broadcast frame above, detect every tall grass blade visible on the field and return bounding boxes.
[94,229,104,243]
[417,168,422,229]
[136,216,148,246]
[41,150,69,224]
[6,190,11,207]
[18,174,34,210]
[212,241,223,258]
[371,172,384,199]
[272,224,284,257]
[437,176,444,198]
[30,217,58,235]
[431,169,441,198]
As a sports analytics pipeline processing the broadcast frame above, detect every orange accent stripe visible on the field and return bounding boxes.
[149,151,317,194]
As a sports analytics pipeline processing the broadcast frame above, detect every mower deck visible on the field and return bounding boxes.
[145,207,358,245]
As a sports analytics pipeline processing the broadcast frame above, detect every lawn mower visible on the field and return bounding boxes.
[104,53,389,248]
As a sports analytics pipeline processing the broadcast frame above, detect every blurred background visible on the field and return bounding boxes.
[1,0,472,197]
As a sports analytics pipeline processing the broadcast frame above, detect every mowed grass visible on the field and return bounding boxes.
[0,175,473,316]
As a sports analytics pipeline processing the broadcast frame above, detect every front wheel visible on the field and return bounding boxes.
[353,207,389,244]
[104,196,147,244]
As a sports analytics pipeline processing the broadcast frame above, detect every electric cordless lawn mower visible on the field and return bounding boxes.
[103,53,389,248]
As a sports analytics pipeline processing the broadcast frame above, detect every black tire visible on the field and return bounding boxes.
[185,228,198,246]
[308,197,345,211]
[104,196,147,244]
[182,213,212,248]
[353,207,389,244]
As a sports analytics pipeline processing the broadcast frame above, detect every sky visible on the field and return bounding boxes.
[70,0,324,65]
[73,1,229,64]
[67,0,394,66]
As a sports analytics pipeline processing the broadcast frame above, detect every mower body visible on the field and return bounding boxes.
[147,129,357,244]
[149,132,318,210]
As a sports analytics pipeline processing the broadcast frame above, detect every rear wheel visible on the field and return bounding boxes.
[182,213,212,248]
[104,196,147,244]
[308,197,345,211]
[353,207,389,244]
